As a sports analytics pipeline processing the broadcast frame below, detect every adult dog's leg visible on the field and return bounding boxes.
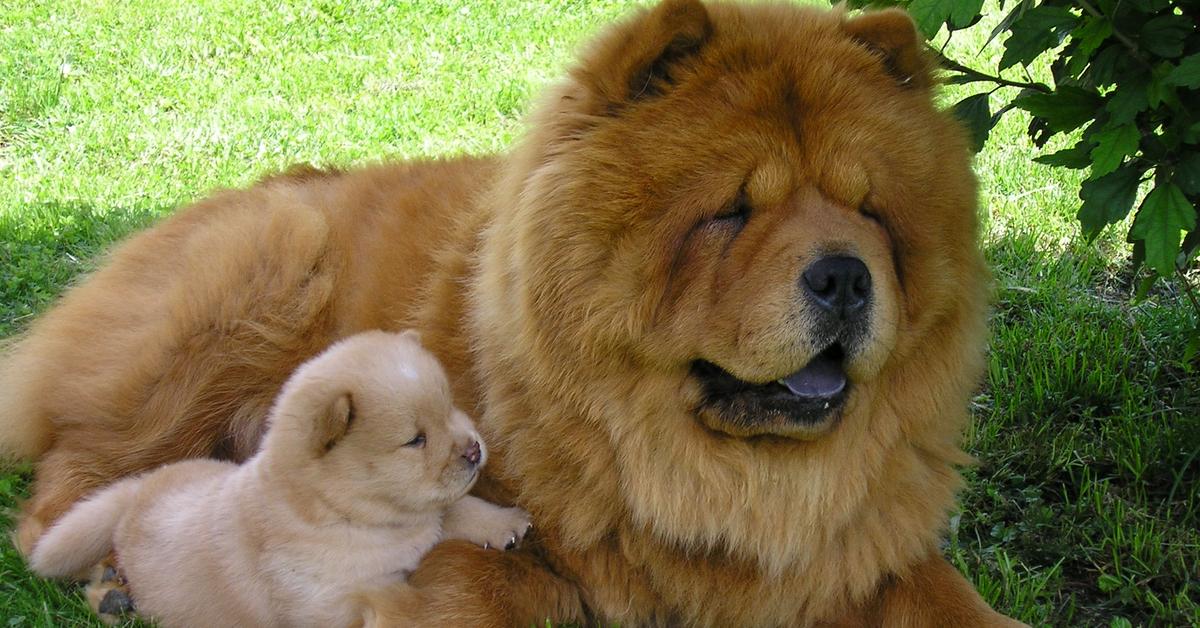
[7,189,340,555]
[363,541,584,627]
[829,553,1027,627]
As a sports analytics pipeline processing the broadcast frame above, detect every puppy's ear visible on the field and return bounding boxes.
[842,9,934,89]
[313,393,355,455]
[573,0,712,111]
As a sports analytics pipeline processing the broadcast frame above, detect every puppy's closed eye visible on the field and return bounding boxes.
[403,433,426,448]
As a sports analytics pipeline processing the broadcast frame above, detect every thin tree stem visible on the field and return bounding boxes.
[931,49,1053,93]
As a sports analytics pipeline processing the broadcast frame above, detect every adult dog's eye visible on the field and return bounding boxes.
[860,205,884,225]
[710,190,751,231]
[861,203,905,286]
[404,433,426,448]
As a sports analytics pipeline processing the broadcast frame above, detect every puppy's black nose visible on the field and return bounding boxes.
[802,256,871,320]
[463,441,481,466]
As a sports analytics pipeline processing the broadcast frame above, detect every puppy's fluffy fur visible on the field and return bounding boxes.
[29,331,530,628]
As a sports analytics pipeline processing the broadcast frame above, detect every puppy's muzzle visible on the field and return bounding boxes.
[462,440,482,467]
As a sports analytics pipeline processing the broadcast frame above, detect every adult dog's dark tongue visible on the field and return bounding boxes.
[778,351,846,398]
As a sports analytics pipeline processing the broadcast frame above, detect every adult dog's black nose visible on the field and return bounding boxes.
[802,256,871,319]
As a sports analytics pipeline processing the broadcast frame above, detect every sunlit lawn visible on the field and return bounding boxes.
[1,1,1196,625]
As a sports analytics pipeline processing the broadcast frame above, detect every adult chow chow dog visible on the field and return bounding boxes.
[2,1,1020,625]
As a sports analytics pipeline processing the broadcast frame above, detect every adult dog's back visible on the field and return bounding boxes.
[1,158,495,554]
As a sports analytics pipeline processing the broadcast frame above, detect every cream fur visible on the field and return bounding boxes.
[30,331,530,627]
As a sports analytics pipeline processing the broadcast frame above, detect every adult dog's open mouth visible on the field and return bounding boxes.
[692,345,849,437]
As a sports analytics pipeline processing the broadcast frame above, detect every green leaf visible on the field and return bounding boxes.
[1129,182,1198,274]
[1139,15,1193,59]
[1166,53,1200,88]
[952,93,993,153]
[947,12,982,31]
[1082,45,1123,87]
[1176,153,1200,195]
[1061,44,1094,80]
[998,6,1076,71]
[1141,133,1170,161]
[1089,125,1140,178]
[903,0,982,39]
[1104,77,1149,126]
[1035,141,1094,169]
[905,0,955,39]
[1078,165,1143,238]
[949,0,985,29]
[1072,17,1112,57]
[1017,87,1103,134]
[1147,64,1177,109]
[985,0,1032,49]
[1183,229,1200,260]
[1134,0,1171,11]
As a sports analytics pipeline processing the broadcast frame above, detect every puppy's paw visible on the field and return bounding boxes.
[85,559,136,625]
[442,496,533,550]
[473,506,532,551]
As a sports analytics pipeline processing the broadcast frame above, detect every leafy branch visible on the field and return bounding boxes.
[848,0,1200,348]
[933,49,1052,92]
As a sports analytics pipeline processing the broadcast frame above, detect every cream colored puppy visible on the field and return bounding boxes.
[30,330,531,628]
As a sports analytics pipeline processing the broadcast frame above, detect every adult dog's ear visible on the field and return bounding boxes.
[842,8,934,89]
[313,393,355,454]
[572,0,712,111]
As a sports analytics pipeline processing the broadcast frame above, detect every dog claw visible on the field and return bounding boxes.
[483,542,490,550]
[98,589,135,615]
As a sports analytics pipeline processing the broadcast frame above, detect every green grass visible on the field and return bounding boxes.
[2,1,1198,626]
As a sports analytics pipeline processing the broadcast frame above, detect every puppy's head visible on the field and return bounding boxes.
[262,330,484,520]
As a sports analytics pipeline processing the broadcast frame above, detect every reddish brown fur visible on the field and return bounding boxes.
[3,2,1021,626]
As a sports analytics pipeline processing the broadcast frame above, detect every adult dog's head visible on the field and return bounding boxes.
[472,0,989,613]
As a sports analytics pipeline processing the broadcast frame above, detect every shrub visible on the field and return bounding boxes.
[844,0,1200,351]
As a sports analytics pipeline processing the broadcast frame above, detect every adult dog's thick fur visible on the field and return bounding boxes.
[4,2,1020,626]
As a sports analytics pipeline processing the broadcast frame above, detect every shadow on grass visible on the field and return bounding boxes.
[0,209,1195,625]
[0,202,167,626]
[960,231,1200,625]
[0,202,169,336]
